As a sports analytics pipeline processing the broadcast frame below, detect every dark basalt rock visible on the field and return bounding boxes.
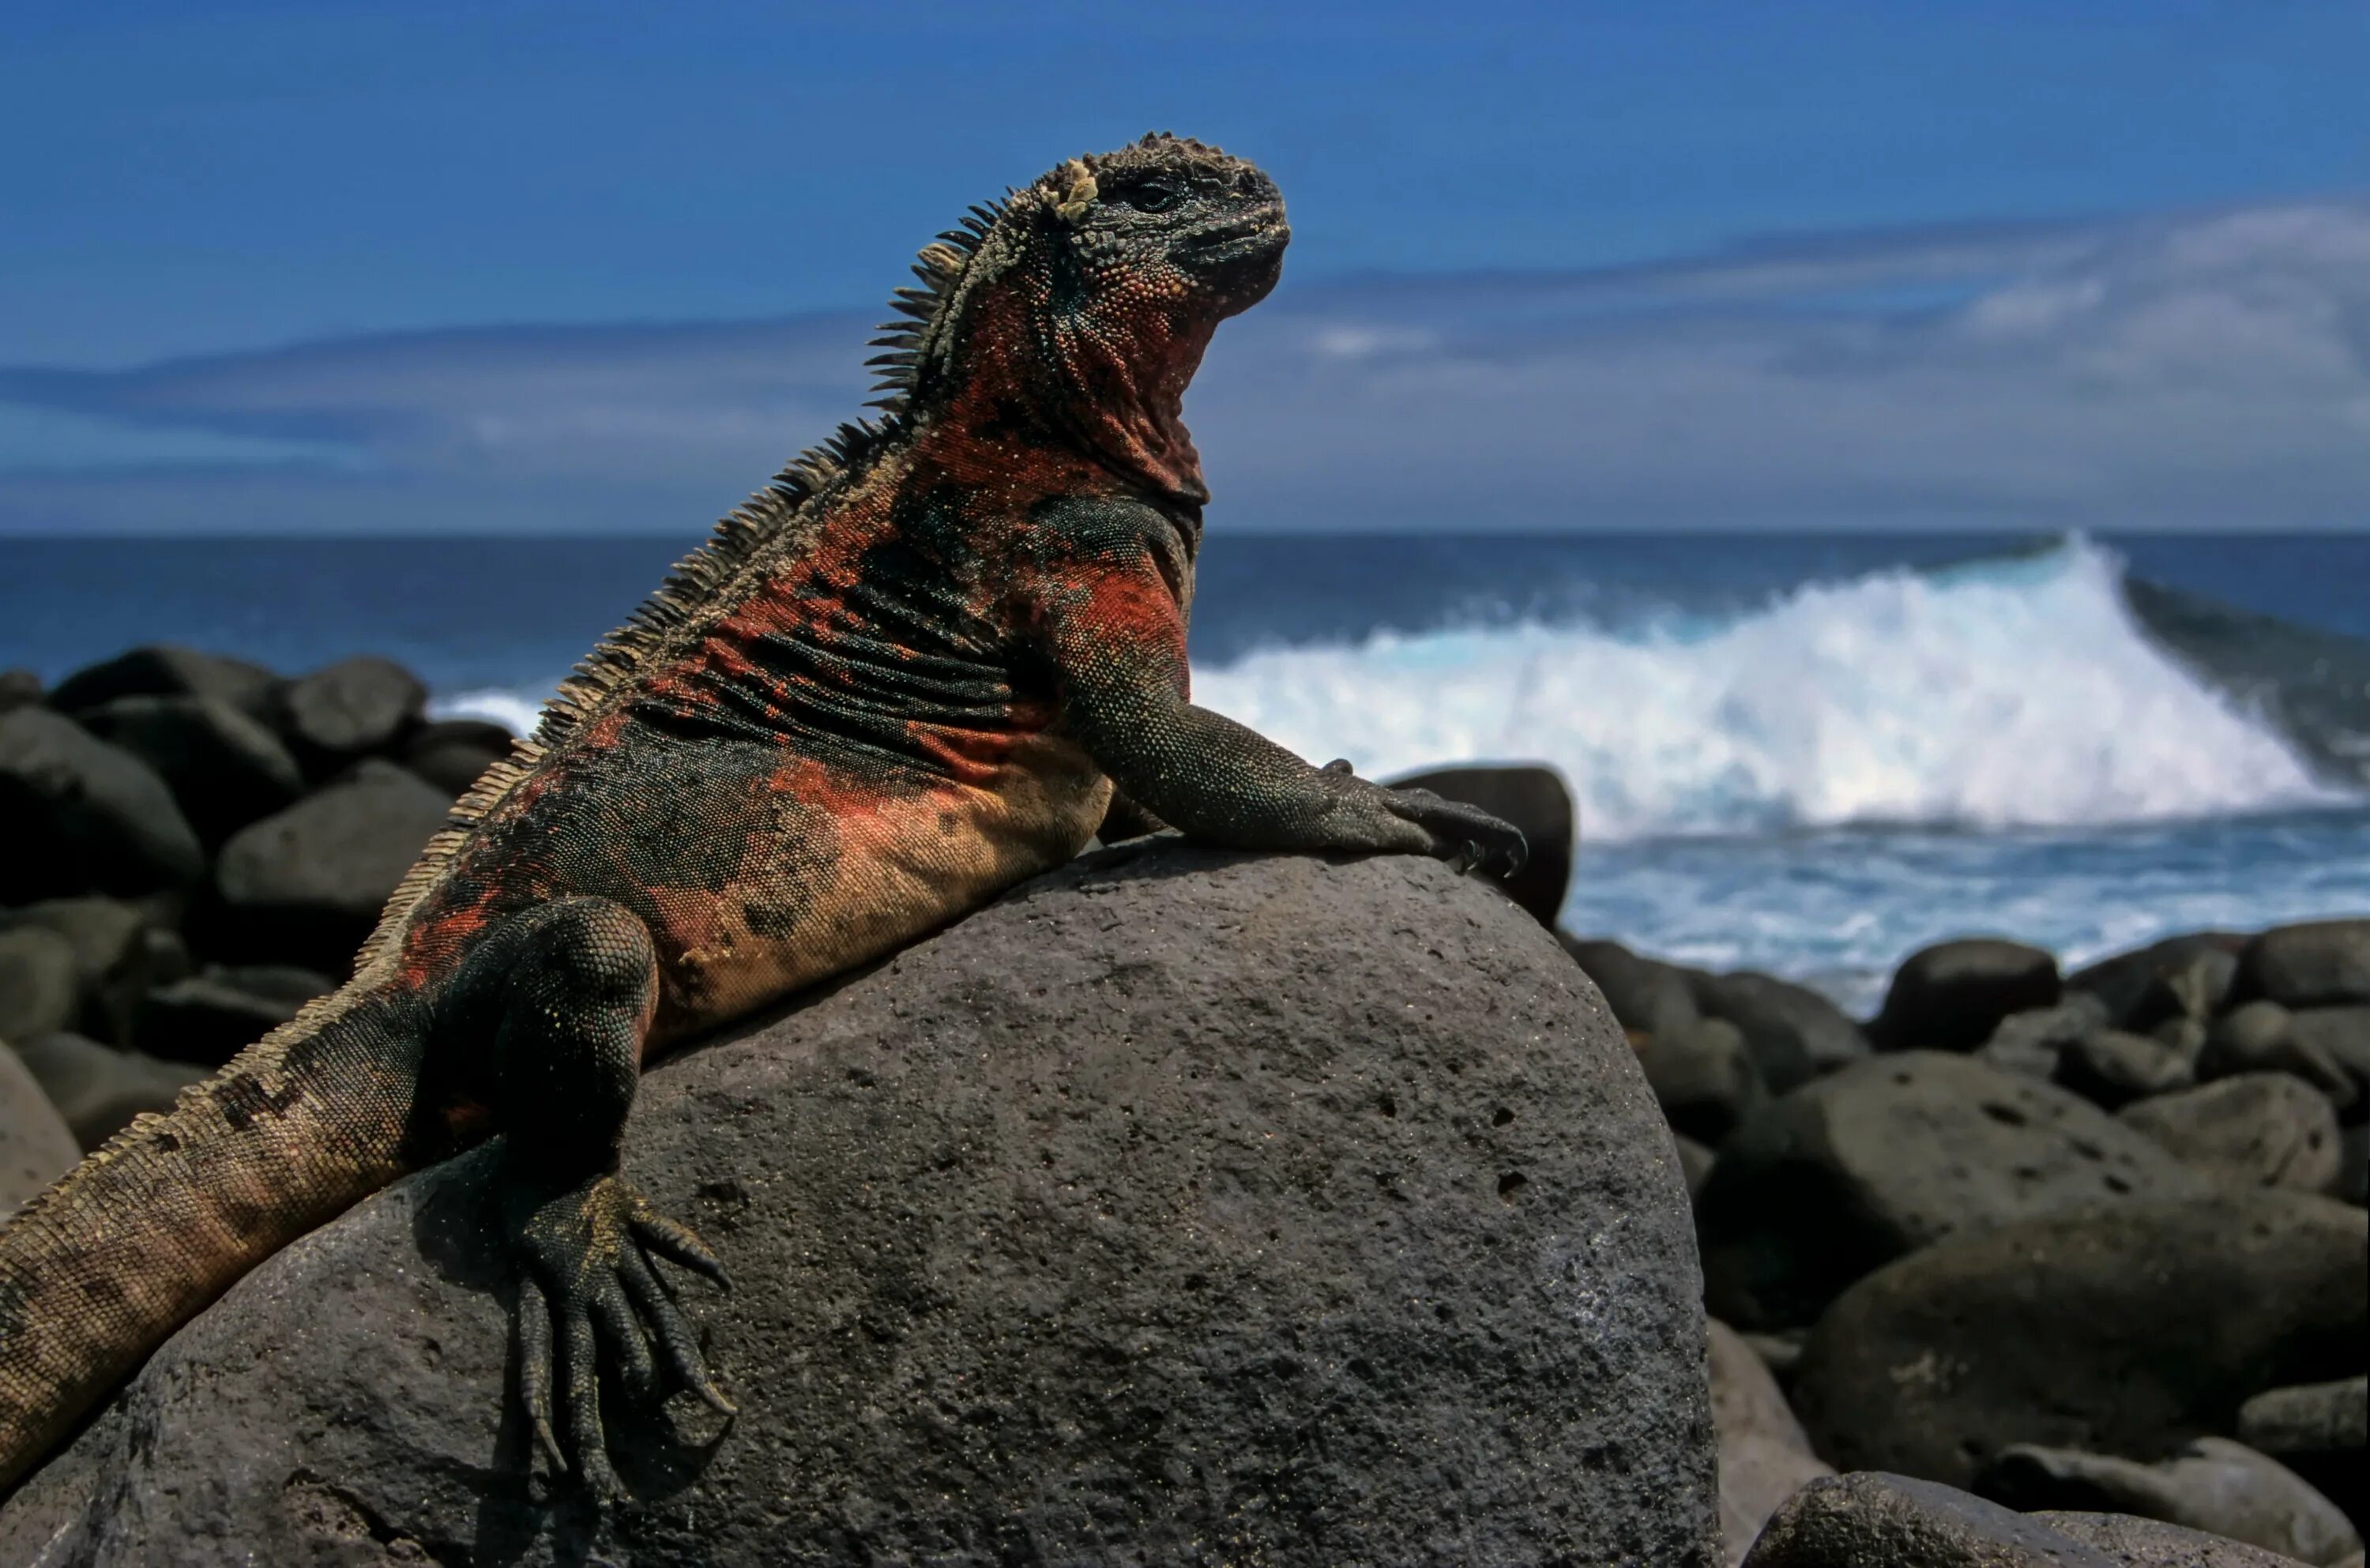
[1710,1318,1831,1567]
[2285,1009,2370,1114]
[8,1032,207,1151]
[2239,1377,2368,1544]
[2055,1028,2195,1110]
[1982,994,2116,1079]
[0,1046,81,1217]
[209,759,453,972]
[1872,938,2062,1052]
[78,693,306,846]
[46,645,276,717]
[271,656,427,771]
[1641,1016,1767,1145]
[1696,1051,2207,1329]
[2242,922,2370,1011]
[2120,1076,2343,1194]
[1675,1131,1718,1198]
[129,972,310,1067]
[1386,763,1575,928]
[1789,1190,2368,1489]
[0,708,205,902]
[1560,934,1702,1041]
[1740,1472,2122,1566]
[2071,933,2248,1033]
[0,927,81,1046]
[2038,1510,2327,1566]
[2205,1004,2358,1115]
[401,718,516,798]
[1979,1439,2359,1567]
[0,900,191,1051]
[1691,970,1866,1092]
[0,848,1720,1568]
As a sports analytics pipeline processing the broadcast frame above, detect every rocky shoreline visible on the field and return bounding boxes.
[1,646,2365,1566]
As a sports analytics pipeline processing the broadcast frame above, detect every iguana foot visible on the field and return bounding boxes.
[503,1170,734,1498]
[1318,760,1529,878]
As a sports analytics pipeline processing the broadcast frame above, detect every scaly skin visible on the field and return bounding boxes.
[0,134,1525,1497]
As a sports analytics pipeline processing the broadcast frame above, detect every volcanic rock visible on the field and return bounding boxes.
[401,718,516,798]
[1710,1318,1831,1567]
[0,845,1720,1567]
[8,1032,206,1152]
[1872,938,2062,1051]
[2055,1029,2195,1110]
[1386,762,1574,927]
[209,759,451,971]
[1691,971,1865,1091]
[0,1045,79,1217]
[1696,1051,2207,1329]
[1740,1472,2122,1566]
[1641,1016,1766,1145]
[2243,922,2370,1010]
[273,655,427,769]
[1789,1190,2368,1488]
[0,708,205,901]
[2120,1076,2342,1194]
[78,693,305,845]
[1980,1439,2358,1566]
[46,645,276,716]
[2239,1377,2368,1542]
[1980,994,2114,1079]
[0,927,79,1045]
[2205,1004,2357,1113]
[1560,935,1701,1041]
[2071,933,2247,1032]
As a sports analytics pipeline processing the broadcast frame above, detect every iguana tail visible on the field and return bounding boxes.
[0,982,433,1489]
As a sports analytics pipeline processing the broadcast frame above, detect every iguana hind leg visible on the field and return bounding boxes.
[443,897,732,1498]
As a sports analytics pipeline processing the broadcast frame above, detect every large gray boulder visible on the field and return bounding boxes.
[1710,1318,1832,1567]
[209,758,453,970]
[46,645,276,716]
[0,708,205,901]
[2120,1076,2344,1194]
[273,654,427,773]
[2242,922,2370,1010]
[1871,938,2062,1052]
[1742,1471,2317,1567]
[1979,1438,2359,1566]
[79,692,307,846]
[1695,1052,2209,1328]
[0,845,1719,1567]
[1790,1190,2368,1489]
[0,1044,79,1217]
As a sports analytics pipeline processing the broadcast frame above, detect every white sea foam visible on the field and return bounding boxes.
[1192,538,2344,842]
[432,539,2348,844]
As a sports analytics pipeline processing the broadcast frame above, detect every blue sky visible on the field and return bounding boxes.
[2,2,2365,531]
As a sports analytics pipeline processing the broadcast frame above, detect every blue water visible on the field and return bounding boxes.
[4,530,2365,1013]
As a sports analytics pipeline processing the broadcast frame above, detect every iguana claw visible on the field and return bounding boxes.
[506,1171,734,1498]
[1379,787,1529,879]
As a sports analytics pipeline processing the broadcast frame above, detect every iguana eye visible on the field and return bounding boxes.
[1118,183,1182,213]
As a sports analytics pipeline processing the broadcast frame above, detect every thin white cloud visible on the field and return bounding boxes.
[2,197,2364,532]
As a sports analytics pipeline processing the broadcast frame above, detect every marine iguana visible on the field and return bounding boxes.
[0,133,1525,1497]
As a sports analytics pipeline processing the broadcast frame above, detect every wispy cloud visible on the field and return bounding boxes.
[3,198,2364,534]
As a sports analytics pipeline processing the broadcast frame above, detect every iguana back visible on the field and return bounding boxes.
[0,135,1525,1496]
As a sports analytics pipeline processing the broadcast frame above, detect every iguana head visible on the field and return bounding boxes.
[868,133,1289,505]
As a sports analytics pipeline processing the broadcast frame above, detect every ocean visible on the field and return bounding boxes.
[5,530,2365,1014]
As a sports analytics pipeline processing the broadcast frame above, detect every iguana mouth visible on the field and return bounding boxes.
[1183,204,1291,270]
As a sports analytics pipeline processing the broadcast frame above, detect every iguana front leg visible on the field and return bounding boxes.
[440,897,734,1497]
[1025,497,1526,874]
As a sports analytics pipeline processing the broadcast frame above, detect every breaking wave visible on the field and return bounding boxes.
[1191,537,2349,842]
[436,537,2357,844]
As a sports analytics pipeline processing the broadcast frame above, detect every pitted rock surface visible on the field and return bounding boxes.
[0,844,1717,1567]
